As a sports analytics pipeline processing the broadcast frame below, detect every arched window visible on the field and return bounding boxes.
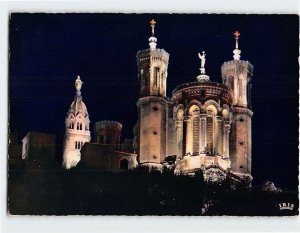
[75,141,77,149]
[80,123,82,130]
[228,77,234,91]
[77,123,80,130]
[153,67,159,87]
[192,114,200,155]
[71,122,74,129]
[239,79,243,98]
[187,104,200,155]
[119,158,129,170]
[107,135,112,145]
[206,110,214,154]
[100,135,104,144]
[176,109,184,155]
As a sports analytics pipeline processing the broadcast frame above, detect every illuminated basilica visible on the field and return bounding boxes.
[62,20,254,182]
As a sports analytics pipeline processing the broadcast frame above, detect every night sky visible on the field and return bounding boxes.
[9,14,299,189]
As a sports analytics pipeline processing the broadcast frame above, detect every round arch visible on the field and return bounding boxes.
[203,100,220,114]
[188,105,200,116]
[119,158,129,170]
[186,99,201,112]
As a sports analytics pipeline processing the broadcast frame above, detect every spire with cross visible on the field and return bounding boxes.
[234,30,240,49]
[233,30,241,60]
[149,18,157,50]
[150,18,156,36]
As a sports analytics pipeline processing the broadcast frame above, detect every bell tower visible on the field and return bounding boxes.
[62,76,91,169]
[221,31,253,180]
[137,19,169,97]
[136,19,171,168]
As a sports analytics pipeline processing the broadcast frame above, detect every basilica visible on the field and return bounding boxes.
[62,19,254,182]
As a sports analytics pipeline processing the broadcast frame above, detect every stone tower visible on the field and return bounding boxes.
[136,19,172,168]
[63,76,91,169]
[221,31,253,179]
[94,120,122,149]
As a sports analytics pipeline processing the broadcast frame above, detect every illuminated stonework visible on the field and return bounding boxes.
[135,22,253,182]
[62,76,91,169]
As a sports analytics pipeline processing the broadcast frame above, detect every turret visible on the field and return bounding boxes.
[221,31,253,180]
[136,19,172,169]
[94,120,122,149]
[62,76,91,169]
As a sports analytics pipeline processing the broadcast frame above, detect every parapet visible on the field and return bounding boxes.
[94,120,123,146]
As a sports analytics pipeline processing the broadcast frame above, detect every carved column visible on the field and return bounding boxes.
[199,113,207,153]
[185,116,192,155]
[215,116,222,155]
[176,120,183,157]
[223,121,231,159]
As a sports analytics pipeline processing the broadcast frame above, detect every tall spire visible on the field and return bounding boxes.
[75,75,83,100]
[149,18,157,50]
[233,30,241,60]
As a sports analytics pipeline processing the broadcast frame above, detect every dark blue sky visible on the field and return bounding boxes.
[9,13,298,189]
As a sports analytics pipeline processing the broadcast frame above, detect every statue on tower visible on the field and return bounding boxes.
[75,75,83,92]
[198,51,206,75]
[198,51,206,69]
[196,51,210,82]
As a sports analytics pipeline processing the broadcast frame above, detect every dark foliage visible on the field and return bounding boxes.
[8,165,298,216]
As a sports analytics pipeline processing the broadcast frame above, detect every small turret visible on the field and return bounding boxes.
[94,120,122,148]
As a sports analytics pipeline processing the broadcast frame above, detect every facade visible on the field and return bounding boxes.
[62,76,91,169]
[135,21,253,182]
[60,20,253,182]
[21,132,56,169]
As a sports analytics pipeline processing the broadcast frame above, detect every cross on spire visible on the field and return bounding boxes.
[150,18,156,36]
[232,30,241,60]
[234,30,240,49]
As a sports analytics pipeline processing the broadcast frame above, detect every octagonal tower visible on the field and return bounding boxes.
[221,31,253,180]
[136,19,174,168]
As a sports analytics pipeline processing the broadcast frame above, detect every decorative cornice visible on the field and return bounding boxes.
[172,82,233,106]
[137,96,172,108]
[232,107,253,117]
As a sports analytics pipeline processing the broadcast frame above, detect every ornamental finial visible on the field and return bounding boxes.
[149,19,157,50]
[233,30,241,60]
[234,30,240,49]
[150,18,156,36]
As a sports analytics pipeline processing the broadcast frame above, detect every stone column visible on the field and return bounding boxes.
[215,116,222,155]
[223,121,231,159]
[185,116,192,155]
[176,120,183,157]
[199,113,207,153]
